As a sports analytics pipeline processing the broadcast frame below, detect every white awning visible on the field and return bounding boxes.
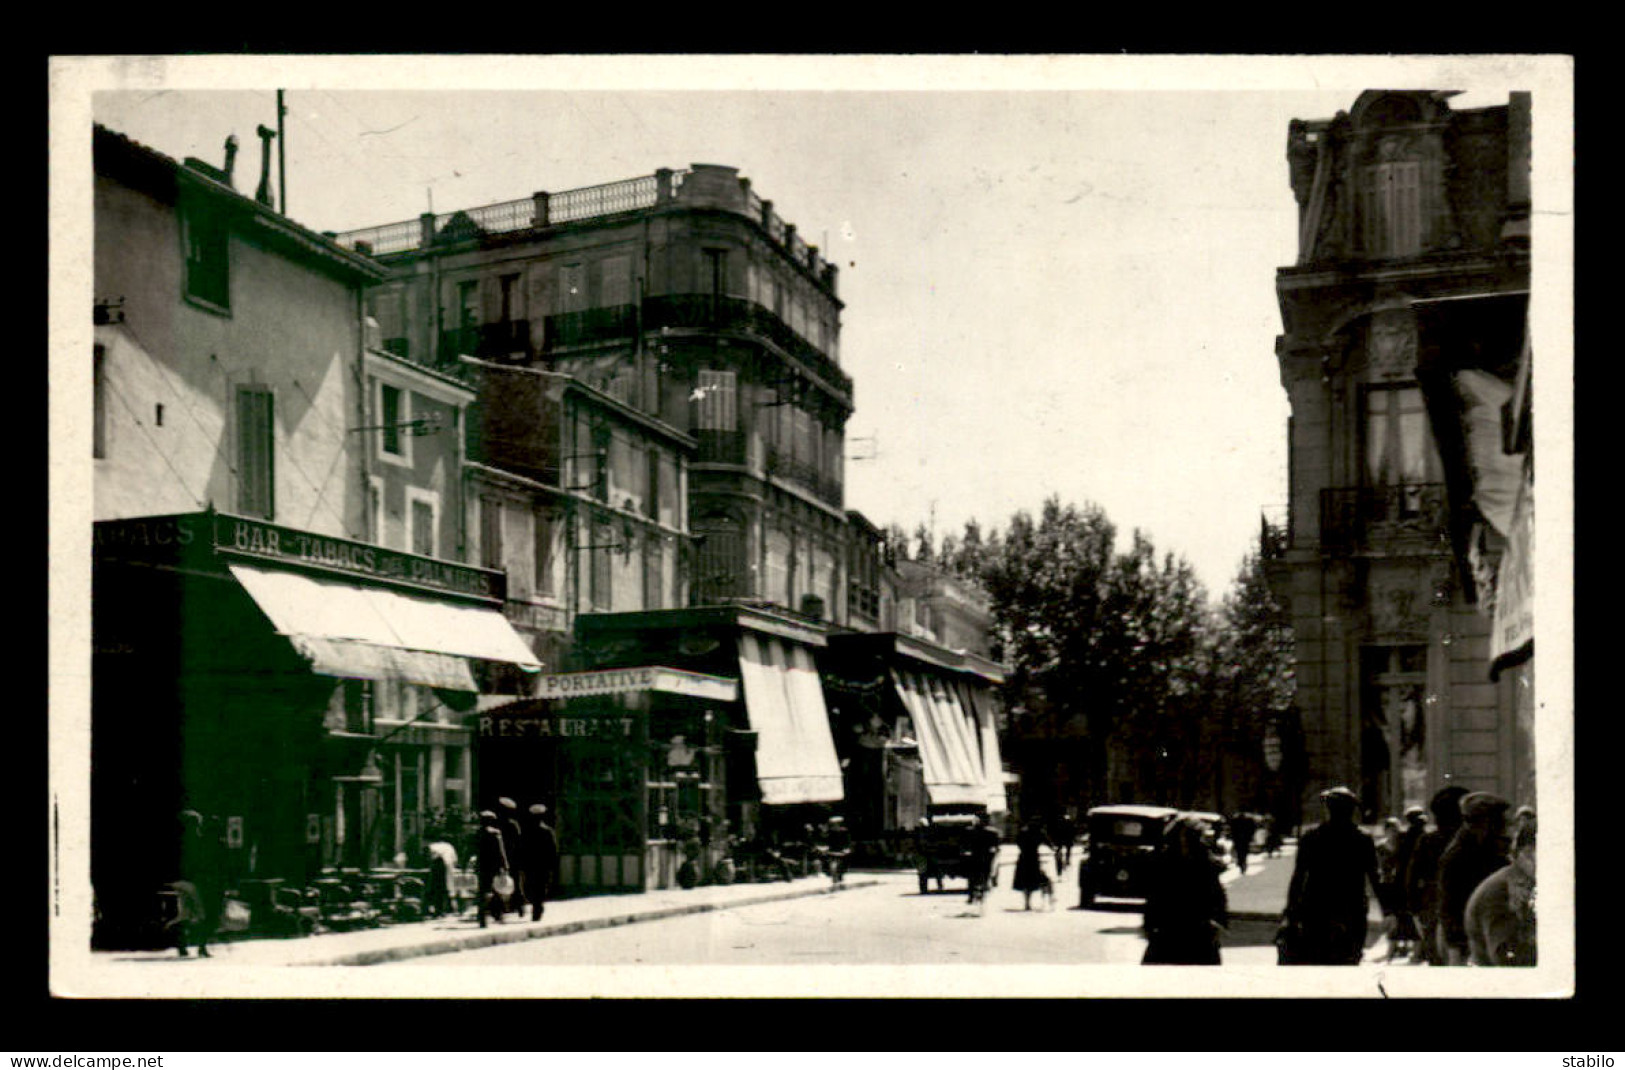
[230,563,542,689]
[893,668,985,807]
[956,679,1009,814]
[737,632,844,805]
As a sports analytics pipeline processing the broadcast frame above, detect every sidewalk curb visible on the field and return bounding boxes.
[315,878,881,967]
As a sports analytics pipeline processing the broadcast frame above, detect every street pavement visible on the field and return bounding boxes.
[88,837,1411,969]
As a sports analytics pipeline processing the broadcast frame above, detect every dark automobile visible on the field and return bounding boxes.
[912,813,990,894]
[1078,804,1179,908]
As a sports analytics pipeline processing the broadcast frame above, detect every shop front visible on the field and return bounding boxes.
[91,509,541,947]
[571,607,847,883]
[475,665,739,894]
[821,633,1009,856]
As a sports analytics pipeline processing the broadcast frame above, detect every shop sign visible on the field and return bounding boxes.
[538,666,738,702]
[479,713,636,739]
[214,514,503,601]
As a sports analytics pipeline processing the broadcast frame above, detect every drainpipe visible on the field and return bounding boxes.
[357,290,372,542]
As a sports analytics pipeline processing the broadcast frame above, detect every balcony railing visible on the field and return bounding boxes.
[1319,484,1449,555]
[438,320,533,363]
[694,430,747,466]
[766,447,842,508]
[542,306,638,352]
[644,295,852,398]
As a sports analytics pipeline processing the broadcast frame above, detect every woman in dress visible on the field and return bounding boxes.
[1141,813,1228,964]
[1012,818,1056,910]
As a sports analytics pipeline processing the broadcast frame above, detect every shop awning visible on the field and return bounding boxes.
[230,563,542,690]
[737,632,844,805]
[893,668,987,807]
[956,679,1009,814]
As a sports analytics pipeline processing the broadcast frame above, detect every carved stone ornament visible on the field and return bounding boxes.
[1368,309,1418,382]
[1367,563,1431,639]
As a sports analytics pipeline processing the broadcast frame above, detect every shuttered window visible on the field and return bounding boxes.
[695,369,737,432]
[1360,162,1422,258]
[236,385,275,519]
[481,496,504,569]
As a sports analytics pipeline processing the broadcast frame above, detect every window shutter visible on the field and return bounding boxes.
[237,386,274,518]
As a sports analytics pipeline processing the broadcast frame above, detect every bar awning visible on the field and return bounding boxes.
[230,563,542,690]
[737,632,844,805]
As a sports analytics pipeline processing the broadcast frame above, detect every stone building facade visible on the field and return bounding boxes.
[1266,91,1533,819]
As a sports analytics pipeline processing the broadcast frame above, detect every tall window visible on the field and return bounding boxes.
[559,264,587,314]
[236,385,274,519]
[457,280,479,331]
[498,274,519,323]
[93,345,107,458]
[533,508,554,597]
[183,205,230,309]
[1360,162,1422,258]
[407,488,439,557]
[600,256,631,307]
[380,383,405,460]
[1364,385,1441,487]
[480,496,504,569]
[694,370,738,433]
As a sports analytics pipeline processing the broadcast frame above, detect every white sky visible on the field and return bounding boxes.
[67,55,1562,596]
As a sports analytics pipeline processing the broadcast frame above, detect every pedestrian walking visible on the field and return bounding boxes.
[475,809,513,928]
[518,804,560,921]
[1405,785,1468,964]
[1262,814,1283,858]
[1438,791,1512,965]
[1141,813,1228,965]
[1050,811,1077,873]
[1228,811,1258,875]
[425,838,458,918]
[1383,806,1427,959]
[169,809,225,958]
[963,812,1002,908]
[1012,818,1056,910]
[1464,810,1536,966]
[1278,787,1389,965]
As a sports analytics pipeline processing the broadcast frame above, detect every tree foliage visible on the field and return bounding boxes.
[897,495,1296,810]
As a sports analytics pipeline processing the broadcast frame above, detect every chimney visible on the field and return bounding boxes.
[254,124,277,209]
[223,135,239,187]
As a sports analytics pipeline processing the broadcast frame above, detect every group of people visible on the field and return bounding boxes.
[474,797,560,928]
[1280,784,1536,966]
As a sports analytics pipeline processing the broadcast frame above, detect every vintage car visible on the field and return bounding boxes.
[1077,804,1179,908]
[912,813,992,894]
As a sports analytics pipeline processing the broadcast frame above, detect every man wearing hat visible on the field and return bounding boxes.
[1280,787,1387,964]
[475,809,512,929]
[1437,791,1511,965]
[517,803,560,921]
[1405,784,1469,964]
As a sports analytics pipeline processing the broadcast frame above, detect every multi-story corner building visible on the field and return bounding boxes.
[335,163,853,624]
[90,124,540,945]
[1265,91,1533,820]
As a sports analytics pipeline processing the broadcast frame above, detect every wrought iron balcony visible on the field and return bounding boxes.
[1319,483,1449,555]
[542,305,638,352]
[765,447,843,508]
[644,295,852,398]
[438,320,533,363]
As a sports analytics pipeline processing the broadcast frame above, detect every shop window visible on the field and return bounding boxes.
[236,385,275,519]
